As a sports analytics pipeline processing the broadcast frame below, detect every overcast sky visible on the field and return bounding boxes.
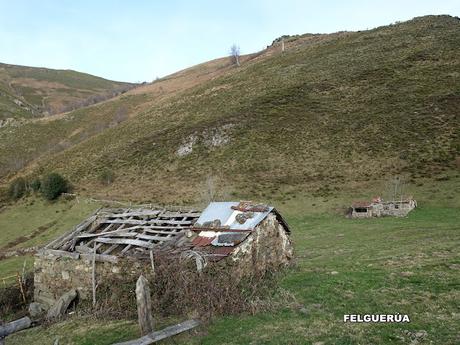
[0,0,458,82]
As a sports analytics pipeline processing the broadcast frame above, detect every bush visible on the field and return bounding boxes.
[8,177,26,200]
[30,178,41,192]
[40,173,68,200]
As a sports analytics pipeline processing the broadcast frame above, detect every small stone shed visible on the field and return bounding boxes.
[190,201,293,273]
[34,202,293,307]
[350,197,417,218]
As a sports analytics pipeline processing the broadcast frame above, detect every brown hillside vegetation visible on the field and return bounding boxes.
[1,15,459,203]
[0,62,135,120]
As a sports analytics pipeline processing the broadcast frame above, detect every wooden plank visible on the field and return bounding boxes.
[158,212,201,218]
[104,210,162,218]
[102,244,120,255]
[39,249,80,260]
[77,228,137,239]
[80,253,119,263]
[45,213,98,249]
[142,228,183,235]
[112,319,200,345]
[95,238,154,249]
[136,234,174,242]
[107,214,135,255]
[101,219,193,226]
[75,245,93,254]
[117,225,186,232]
[0,317,32,338]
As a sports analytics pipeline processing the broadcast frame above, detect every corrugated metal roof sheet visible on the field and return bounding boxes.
[190,201,290,261]
[194,202,274,230]
[211,232,249,247]
[192,236,216,247]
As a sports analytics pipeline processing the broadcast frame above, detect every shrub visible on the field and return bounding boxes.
[30,178,41,192]
[40,173,68,200]
[8,177,26,200]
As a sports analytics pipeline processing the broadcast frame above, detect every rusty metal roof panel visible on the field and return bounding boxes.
[194,202,274,231]
[192,236,216,247]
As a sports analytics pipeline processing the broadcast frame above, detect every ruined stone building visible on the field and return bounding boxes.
[34,201,293,307]
[350,197,417,218]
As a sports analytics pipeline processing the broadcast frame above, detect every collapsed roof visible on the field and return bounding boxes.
[42,201,291,262]
[44,207,201,258]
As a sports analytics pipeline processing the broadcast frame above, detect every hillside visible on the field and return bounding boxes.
[0,62,134,120]
[1,15,459,203]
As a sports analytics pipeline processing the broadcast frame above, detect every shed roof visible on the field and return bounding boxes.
[44,207,200,258]
[352,201,372,208]
[191,201,290,261]
[41,201,291,264]
[194,201,274,230]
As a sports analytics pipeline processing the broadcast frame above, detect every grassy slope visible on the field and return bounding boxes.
[0,62,133,119]
[0,198,99,283]
[0,53,243,179]
[5,175,460,344]
[4,15,456,204]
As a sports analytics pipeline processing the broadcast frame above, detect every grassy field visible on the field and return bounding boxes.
[2,176,459,344]
[0,198,99,281]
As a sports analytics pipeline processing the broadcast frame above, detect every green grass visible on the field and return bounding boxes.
[0,256,33,284]
[5,177,460,344]
[0,197,98,249]
[0,197,99,280]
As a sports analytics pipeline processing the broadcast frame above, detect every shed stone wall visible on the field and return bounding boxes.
[34,254,148,307]
[230,213,293,275]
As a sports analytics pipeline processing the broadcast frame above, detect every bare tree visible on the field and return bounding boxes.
[199,175,231,206]
[201,175,217,204]
[230,44,240,67]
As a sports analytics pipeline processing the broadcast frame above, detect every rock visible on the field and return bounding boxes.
[330,271,339,275]
[313,342,325,345]
[297,305,308,315]
[46,289,77,319]
[28,302,46,320]
[400,271,414,277]
[415,330,427,338]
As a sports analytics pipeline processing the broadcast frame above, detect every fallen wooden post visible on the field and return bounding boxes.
[136,275,154,335]
[0,316,32,338]
[112,319,200,345]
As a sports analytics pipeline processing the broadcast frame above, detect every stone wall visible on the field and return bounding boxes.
[34,253,149,307]
[230,213,293,276]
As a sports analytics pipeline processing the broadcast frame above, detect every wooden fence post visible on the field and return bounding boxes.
[136,275,154,335]
[92,243,97,307]
[16,272,26,304]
